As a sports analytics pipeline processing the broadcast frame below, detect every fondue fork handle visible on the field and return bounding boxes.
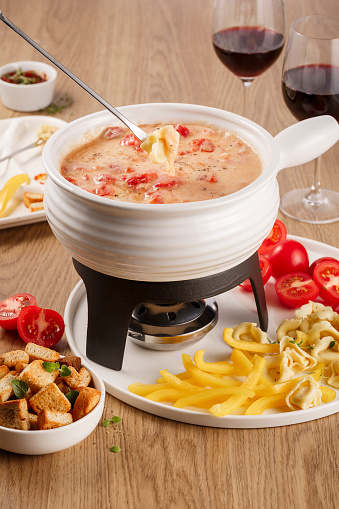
[0,139,43,164]
[0,11,149,143]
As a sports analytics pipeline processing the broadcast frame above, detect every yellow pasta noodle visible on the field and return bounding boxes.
[209,356,266,417]
[129,301,338,417]
[223,327,279,354]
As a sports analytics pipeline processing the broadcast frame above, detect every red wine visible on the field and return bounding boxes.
[282,64,339,121]
[212,26,284,79]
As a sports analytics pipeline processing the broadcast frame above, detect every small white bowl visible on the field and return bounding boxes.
[0,362,105,455]
[0,60,57,112]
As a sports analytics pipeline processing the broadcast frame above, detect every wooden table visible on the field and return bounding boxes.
[0,0,338,507]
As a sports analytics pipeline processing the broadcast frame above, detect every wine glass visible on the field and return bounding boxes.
[280,15,339,224]
[212,0,285,118]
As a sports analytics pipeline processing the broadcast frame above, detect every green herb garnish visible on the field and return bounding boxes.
[40,93,73,114]
[42,361,60,373]
[110,445,121,453]
[11,380,29,398]
[289,340,296,344]
[111,416,122,424]
[3,67,45,85]
[308,345,314,350]
[329,341,336,349]
[59,365,72,377]
[65,390,79,406]
[103,419,110,427]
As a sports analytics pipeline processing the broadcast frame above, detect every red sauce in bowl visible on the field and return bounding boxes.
[1,69,47,85]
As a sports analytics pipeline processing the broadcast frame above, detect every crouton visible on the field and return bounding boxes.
[37,409,73,430]
[0,350,29,368]
[0,398,30,430]
[0,371,17,403]
[72,387,101,421]
[28,201,44,212]
[24,191,44,209]
[55,376,69,394]
[58,355,82,372]
[24,343,60,363]
[19,360,59,393]
[29,382,71,414]
[15,362,28,374]
[78,367,92,387]
[0,365,10,380]
[28,412,39,430]
[60,365,84,390]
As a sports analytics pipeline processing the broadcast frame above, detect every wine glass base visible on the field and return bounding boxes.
[280,188,339,224]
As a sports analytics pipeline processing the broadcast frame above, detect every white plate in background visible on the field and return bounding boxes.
[0,115,66,229]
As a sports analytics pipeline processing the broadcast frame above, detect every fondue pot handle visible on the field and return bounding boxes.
[274,115,339,172]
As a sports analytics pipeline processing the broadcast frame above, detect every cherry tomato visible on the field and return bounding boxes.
[240,255,272,292]
[258,219,287,255]
[275,272,319,308]
[313,260,339,306]
[17,306,65,347]
[0,293,37,330]
[308,257,338,277]
[268,239,309,279]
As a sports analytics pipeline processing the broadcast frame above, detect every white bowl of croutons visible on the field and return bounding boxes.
[0,343,105,455]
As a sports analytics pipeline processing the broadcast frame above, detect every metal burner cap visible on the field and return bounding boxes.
[128,298,218,350]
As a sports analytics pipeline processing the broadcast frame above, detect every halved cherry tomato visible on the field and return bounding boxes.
[17,306,65,347]
[308,257,338,277]
[268,239,309,279]
[0,293,36,330]
[275,272,319,308]
[313,260,339,306]
[258,219,287,255]
[240,255,272,292]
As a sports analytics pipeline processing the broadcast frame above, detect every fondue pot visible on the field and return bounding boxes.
[42,103,339,370]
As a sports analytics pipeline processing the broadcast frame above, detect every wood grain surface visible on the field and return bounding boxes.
[0,1,338,508]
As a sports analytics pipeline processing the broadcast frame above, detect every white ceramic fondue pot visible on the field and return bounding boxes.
[42,103,339,282]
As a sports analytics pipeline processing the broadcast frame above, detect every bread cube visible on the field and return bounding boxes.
[72,387,101,421]
[19,360,59,393]
[58,355,82,372]
[29,382,72,414]
[37,409,73,430]
[0,399,30,430]
[24,343,60,363]
[0,365,10,380]
[0,350,29,368]
[0,371,17,403]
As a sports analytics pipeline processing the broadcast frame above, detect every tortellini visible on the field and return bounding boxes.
[309,336,339,364]
[232,322,269,344]
[276,319,302,341]
[325,361,339,388]
[140,125,179,176]
[285,375,322,410]
[264,336,317,383]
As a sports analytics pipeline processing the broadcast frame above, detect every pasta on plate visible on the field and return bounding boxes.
[129,301,339,417]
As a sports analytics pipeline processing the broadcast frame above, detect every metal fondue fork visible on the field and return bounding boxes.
[0,11,149,143]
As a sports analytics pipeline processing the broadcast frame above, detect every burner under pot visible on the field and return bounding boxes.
[73,251,267,371]
[129,299,218,350]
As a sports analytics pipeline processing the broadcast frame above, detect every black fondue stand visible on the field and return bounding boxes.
[73,251,268,371]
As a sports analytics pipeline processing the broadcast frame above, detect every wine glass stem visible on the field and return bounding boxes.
[242,79,253,118]
[305,156,325,204]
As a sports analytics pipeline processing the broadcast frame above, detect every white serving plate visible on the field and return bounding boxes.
[64,235,339,428]
[0,115,66,229]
